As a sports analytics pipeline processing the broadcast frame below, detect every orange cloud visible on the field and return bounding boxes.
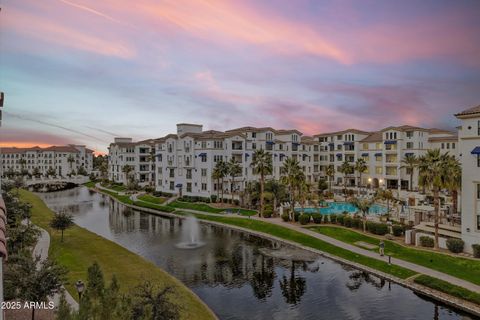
[3,7,135,59]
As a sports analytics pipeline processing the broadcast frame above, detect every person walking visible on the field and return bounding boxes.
[379,240,385,256]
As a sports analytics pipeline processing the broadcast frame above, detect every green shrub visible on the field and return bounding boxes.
[446,238,464,253]
[392,225,404,237]
[352,218,362,229]
[299,214,311,225]
[281,213,290,222]
[329,214,337,224]
[210,195,217,203]
[312,213,323,224]
[293,211,301,222]
[473,244,480,258]
[373,223,389,235]
[366,221,376,232]
[337,215,345,225]
[263,205,273,218]
[420,236,434,248]
[344,216,353,228]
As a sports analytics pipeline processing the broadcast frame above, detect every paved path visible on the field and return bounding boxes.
[89,185,480,293]
[252,216,480,293]
[33,227,79,311]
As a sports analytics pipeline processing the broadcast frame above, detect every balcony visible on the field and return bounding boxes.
[232,142,243,151]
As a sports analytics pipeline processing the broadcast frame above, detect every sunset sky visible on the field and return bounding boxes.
[1,0,480,153]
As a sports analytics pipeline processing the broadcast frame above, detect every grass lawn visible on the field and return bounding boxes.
[168,201,257,216]
[309,226,480,286]
[98,189,175,213]
[138,194,167,205]
[19,190,215,320]
[177,211,416,279]
[100,181,127,192]
[414,275,480,305]
[83,181,96,188]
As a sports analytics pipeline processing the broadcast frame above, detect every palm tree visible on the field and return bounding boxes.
[418,149,449,249]
[444,155,461,216]
[281,158,303,219]
[354,158,367,192]
[266,179,285,216]
[351,197,374,232]
[251,149,273,217]
[122,164,133,184]
[401,154,418,191]
[325,164,335,193]
[67,155,75,175]
[18,158,27,174]
[212,166,222,202]
[376,189,395,215]
[339,161,354,200]
[298,179,310,214]
[213,160,229,203]
[227,158,242,203]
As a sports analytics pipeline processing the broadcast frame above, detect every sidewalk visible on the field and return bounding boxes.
[33,227,79,311]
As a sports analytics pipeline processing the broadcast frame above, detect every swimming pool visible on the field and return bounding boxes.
[296,202,387,215]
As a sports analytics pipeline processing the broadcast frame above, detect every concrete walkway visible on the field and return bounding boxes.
[33,227,79,311]
[251,216,480,293]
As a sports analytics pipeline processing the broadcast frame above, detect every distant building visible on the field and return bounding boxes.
[455,105,480,253]
[107,137,156,186]
[0,145,93,177]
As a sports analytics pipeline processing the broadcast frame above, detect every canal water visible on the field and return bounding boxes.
[38,187,475,320]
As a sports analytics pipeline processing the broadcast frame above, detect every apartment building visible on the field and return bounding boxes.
[108,137,156,186]
[455,105,480,253]
[153,124,310,197]
[0,145,94,177]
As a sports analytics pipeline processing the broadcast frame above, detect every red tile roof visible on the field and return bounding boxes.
[455,105,480,117]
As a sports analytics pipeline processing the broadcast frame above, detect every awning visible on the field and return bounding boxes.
[471,146,480,155]
[361,153,369,157]
[198,153,207,157]
[343,142,354,146]
[384,140,397,145]
[280,153,285,157]
[374,153,382,156]
[266,141,275,145]
[175,184,183,188]
[245,153,250,157]
[336,153,342,157]
[405,153,414,157]
[274,154,278,157]
[328,143,334,146]
[292,142,300,146]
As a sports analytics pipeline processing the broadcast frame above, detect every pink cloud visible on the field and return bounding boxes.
[3,6,135,58]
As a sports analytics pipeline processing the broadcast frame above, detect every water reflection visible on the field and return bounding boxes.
[38,187,475,320]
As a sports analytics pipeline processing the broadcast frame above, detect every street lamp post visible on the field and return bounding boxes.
[75,280,85,300]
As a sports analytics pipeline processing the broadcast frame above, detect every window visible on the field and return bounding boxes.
[201,168,207,177]
[266,132,273,141]
[169,181,174,190]
[452,143,455,149]
[362,143,368,150]
[186,183,192,192]
[169,169,174,178]
[477,184,480,199]
[201,155,207,162]
[478,120,480,136]
[375,167,382,174]
[252,143,256,150]
[186,169,192,179]
[406,142,413,149]
[478,155,480,168]
[406,131,413,138]
[252,132,256,138]
[201,141,207,148]
[201,183,207,191]
[337,135,343,140]
[446,143,450,149]
[214,155,222,163]
[214,141,223,149]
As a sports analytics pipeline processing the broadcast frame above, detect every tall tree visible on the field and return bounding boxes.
[67,155,75,175]
[354,158,367,192]
[4,255,68,320]
[251,149,273,217]
[213,159,228,202]
[50,211,74,242]
[418,149,450,249]
[339,161,354,200]
[280,158,304,219]
[227,158,242,203]
[325,164,335,193]
[444,155,461,216]
[266,179,286,216]
[122,164,134,184]
[401,154,418,191]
